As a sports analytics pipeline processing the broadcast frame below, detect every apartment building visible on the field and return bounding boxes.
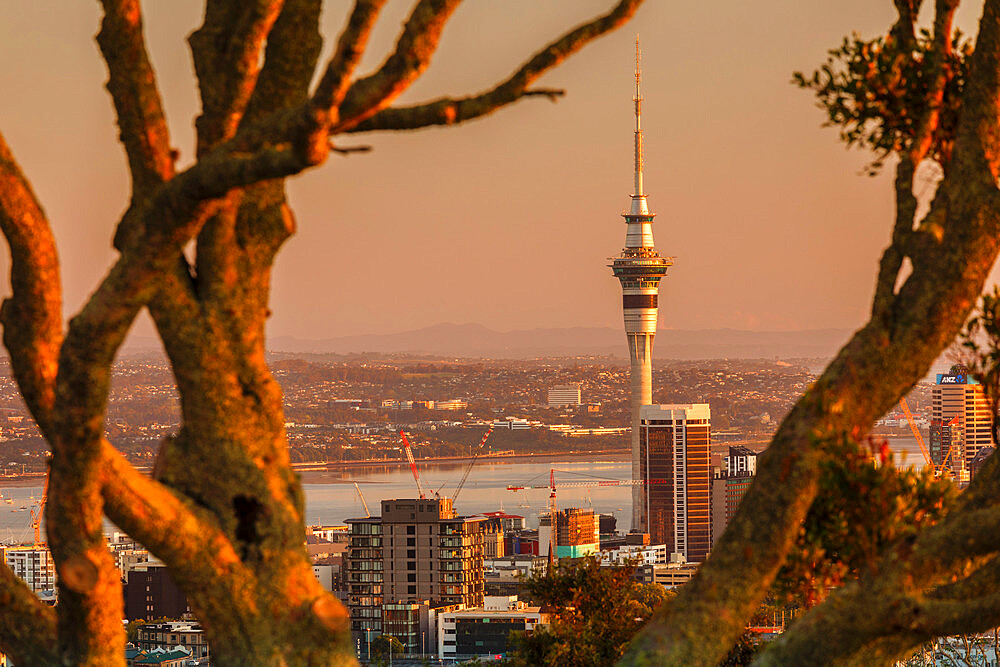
[345,497,487,649]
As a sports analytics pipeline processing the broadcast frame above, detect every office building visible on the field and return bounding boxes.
[547,384,583,407]
[345,497,487,646]
[609,41,673,530]
[639,404,712,562]
[930,365,993,477]
[712,445,759,545]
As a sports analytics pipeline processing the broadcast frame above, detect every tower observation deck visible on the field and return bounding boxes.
[609,38,673,531]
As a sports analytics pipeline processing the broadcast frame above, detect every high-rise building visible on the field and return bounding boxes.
[711,446,759,547]
[345,497,487,646]
[639,404,712,562]
[930,365,993,477]
[609,40,672,531]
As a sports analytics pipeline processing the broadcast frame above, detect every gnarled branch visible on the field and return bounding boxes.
[347,0,643,133]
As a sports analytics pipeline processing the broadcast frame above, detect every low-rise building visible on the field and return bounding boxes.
[633,558,699,589]
[600,543,667,567]
[438,596,550,662]
[134,622,208,660]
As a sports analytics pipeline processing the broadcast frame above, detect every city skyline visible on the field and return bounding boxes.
[3,2,996,343]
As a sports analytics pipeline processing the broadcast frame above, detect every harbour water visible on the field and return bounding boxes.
[0,436,932,544]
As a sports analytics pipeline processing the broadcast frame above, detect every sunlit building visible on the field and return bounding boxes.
[547,384,582,407]
[2,545,55,593]
[930,365,993,477]
[345,497,487,652]
[609,40,673,531]
[639,404,712,562]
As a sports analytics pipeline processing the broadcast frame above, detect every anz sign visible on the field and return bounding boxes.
[937,373,967,385]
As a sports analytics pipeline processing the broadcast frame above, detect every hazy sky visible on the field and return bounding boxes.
[1,1,994,339]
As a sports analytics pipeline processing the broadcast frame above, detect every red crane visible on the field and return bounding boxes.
[399,430,425,499]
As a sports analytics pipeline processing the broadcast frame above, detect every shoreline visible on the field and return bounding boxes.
[0,440,779,488]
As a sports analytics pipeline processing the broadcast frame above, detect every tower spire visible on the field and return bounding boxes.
[631,36,648,215]
[634,36,643,198]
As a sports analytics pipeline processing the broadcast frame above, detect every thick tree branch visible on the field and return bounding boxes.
[245,0,324,124]
[0,133,62,435]
[872,0,959,322]
[347,0,644,133]
[0,561,59,666]
[96,0,175,196]
[190,0,286,154]
[622,0,1000,663]
[99,441,249,588]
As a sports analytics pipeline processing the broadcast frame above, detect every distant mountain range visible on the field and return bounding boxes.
[265,324,853,360]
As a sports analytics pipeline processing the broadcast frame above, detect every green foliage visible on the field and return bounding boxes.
[369,634,404,666]
[959,287,1000,444]
[506,557,672,667]
[775,435,954,605]
[793,30,972,173]
[718,629,760,667]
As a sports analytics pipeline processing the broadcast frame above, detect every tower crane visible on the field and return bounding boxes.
[899,398,962,477]
[31,475,48,546]
[899,397,934,470]
[399,430,425,499]
[451,426,494,504]
[507,469,670,563]
[353,482,371,518]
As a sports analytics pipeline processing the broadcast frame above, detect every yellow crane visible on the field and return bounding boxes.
[899,397,961,477]
[30,475,48,546]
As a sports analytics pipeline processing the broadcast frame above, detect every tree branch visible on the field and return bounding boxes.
[0,561,59,666]
[0,132,62,435]
[312,0,388,113]
[190,0,286,154]
[99,440,249,587]
[346,0,643,134]
[96,0,175,196]
[334,0,463,131]
[871,0,959,322]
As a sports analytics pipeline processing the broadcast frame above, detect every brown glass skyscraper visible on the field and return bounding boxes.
[639,404,711,562]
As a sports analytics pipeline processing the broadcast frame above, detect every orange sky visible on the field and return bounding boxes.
[1,1,994,339]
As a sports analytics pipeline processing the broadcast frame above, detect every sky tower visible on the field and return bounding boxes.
[610,39,672,531]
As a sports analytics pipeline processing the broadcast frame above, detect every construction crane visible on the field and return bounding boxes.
[451,426,494,504]
[937,415,963,477]
[507,469,670,563]
[899,398,964,477]
[399,430,425,499]
[353,482,371,518]
[899,397,934,471]
[31,475,48,546]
